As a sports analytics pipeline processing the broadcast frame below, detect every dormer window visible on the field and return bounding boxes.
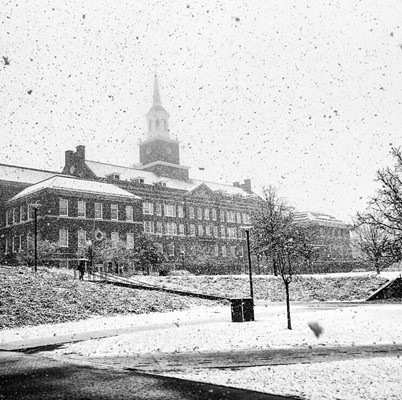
[155,180,167,188]
[107,173,120,180]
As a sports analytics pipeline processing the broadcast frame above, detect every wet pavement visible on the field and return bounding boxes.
[0,351,302,400]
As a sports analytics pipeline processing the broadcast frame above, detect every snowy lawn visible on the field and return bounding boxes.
[12,302,399,400]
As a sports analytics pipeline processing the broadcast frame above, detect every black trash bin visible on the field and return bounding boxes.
[230,298,244,322]
[243,298,255,322]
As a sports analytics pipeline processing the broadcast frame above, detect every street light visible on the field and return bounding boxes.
[240,225,254,300]
[29,202,41,272]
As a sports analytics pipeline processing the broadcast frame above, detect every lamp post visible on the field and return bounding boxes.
[30,202,41,272]
[240,226,254,299]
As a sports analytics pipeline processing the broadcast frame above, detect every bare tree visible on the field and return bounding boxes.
[356,147,402,271]
[252,186,313,329]
[353,221,400,274]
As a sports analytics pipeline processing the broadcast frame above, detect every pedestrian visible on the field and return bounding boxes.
[77,259,86,280]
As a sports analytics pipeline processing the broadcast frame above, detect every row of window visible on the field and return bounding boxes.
[142,201,251,224]
[4,231,243,259]
[60,199,134,221]
[143,221,244,239]
[5,204,38,226]
[59,229,135,249]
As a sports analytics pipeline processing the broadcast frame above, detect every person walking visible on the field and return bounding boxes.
[78,259,86,281]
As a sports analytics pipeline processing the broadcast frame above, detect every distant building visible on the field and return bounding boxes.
[0,75,353,273]
[294,211,353,261]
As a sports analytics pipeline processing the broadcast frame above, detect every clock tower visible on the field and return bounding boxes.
[138,75,189,181]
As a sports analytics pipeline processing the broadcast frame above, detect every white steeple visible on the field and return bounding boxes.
[146,74,170,139]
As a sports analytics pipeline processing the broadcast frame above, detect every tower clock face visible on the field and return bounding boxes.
[165,146,172,154]
[146,147,153,155]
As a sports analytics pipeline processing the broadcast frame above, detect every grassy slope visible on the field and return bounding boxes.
[137,274,389,302]
[0,267,211,329]
[0,267,389,330]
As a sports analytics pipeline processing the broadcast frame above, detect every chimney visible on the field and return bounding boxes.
[65,150,73,166]
[76,145,85,161]
[241,179,252,194]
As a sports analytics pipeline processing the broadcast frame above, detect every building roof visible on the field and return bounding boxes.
[0,163,59,185]
[294,211,349,229]
[85,160,254,197]
[9,175,141,202]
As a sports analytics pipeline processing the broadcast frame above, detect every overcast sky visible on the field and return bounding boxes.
[1,0,402,222]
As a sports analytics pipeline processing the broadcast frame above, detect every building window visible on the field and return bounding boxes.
[4,238,8,254]
[228,227,237,239]
[239,246,244,258]
[155,243,163,254]
[189,224,196,236]
[78,229,87,248]
[126,205,133,222]
[221,245,227,257]
[213,226,218,237]
[59,199,68,216]
[28,204,34,220]
[165,222,177,236]
[77,201,86,218]
[95,203,103,219]
[156,221,163,234]
[230,246,236,257]
[178,205,184,218]
[111,231,119,245]
[6,210,11,226]
[220,211,225,222]
[111,204,119,220]
[59,229,69,247]
[179,223,185,236]
[13,208,18,224]
[144,221,154,234]
[12,237,16,253]
[204,208,209,220]
[189,206,195,219]
[236,212,242,224]
[243,213,250,224]
[227,211,236,223]
[164,204,176,217]
[211,209,217,221]
[168,243,175,256]
[27,232,33,250]
[143,201,154,215]
[126,233,134,249]
[198,225,204,236]
[19,235,23,252]
[155,203,162,216]
[20,205,26,222]
[205,225,211,236]
[197,208,203,219]
[214,244,219,257]
[221,225,226,238]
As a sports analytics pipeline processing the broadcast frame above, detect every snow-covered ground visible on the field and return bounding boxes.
[1,302,400,400]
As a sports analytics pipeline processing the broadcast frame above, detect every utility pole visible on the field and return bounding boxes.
[34,206,38,272]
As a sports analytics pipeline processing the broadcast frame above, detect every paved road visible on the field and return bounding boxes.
[0,351,302,400]
[42,343,402,373]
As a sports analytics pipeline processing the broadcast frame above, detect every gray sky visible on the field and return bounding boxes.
[1,0,402,222]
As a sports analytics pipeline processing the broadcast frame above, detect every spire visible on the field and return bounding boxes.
[153,74,161,106]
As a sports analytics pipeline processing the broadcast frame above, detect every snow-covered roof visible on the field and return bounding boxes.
[294,211,349,229]
[86,160,253,197]
[9,175,141,202]
[0,163,59,185]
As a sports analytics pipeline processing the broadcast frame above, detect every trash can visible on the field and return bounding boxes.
[230,298,244,322]
[230,298,255,322]
[243,298,255,322]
